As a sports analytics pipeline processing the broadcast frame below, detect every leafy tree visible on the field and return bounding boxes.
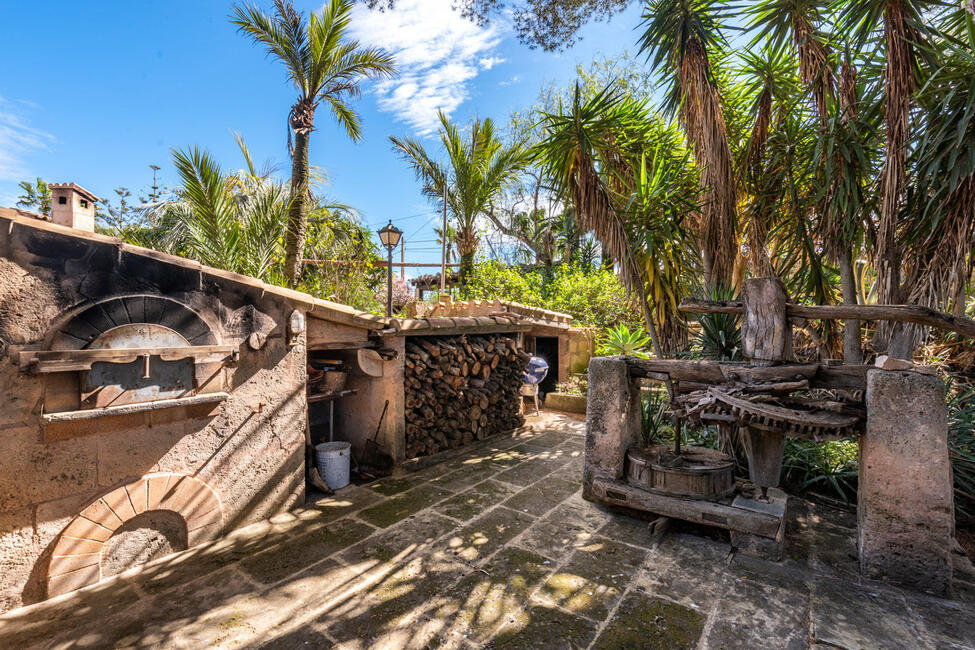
[232,0,395,287]
[16,178,51,216]
[390,111,530,287]
[364,0,633,51]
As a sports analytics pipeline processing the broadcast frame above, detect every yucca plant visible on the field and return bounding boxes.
[638,0,738,289]
[688,285,742,360]
[641,389,673,446]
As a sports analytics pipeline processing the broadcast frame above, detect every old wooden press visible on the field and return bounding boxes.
[584,277,867,559]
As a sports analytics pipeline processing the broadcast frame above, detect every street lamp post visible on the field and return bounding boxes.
[378,220,403,317]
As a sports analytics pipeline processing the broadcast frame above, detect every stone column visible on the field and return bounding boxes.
[583,356,641,501]
[859,369,954,595]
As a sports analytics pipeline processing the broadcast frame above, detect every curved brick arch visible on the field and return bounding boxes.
[47,473,223,597]
[48,295,219,351]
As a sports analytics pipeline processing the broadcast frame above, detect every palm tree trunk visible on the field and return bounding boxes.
[459,251,475,289]
[285,128,310,288]
[876,0,913,354]
[837,246,862,363]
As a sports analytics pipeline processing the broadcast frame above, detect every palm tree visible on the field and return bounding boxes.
[156,146,291,281]
[638,0,737,289]
[836,0,935,356]
[390,111,530,287]
[232,0,395,287]
[905,10,975,317]
[535,84,668,356]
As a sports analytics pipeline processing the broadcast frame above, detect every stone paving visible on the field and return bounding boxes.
[1,412,974,649]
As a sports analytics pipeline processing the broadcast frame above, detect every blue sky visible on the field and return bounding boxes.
[0,0,649,275]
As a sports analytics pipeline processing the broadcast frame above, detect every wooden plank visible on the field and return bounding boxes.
[589,476,783,539]
[679,298,975,339]
[21,346,237,372]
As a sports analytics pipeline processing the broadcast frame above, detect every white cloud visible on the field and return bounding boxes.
[479,56,506,70]
[0,96,53,184]
[499,75,521,87]
[349,0,505,134]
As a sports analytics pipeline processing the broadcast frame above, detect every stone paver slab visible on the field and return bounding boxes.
[444,506,535,564]
[340,510,458,566]
[591,591,704,650]
[491,604,599,649]
[502,477,579,517]
[240,517,375,585]
[434,479,520,522]
[358,483,453,528]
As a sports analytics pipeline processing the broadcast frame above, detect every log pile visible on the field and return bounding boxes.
[404,334,528,458]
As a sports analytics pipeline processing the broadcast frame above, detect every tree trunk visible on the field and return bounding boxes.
[459,250,475,290]
[285,128,310,288]
[837,246,862,364]
[875,0,913,354]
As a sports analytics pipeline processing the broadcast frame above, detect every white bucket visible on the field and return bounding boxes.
[315,441,351,490]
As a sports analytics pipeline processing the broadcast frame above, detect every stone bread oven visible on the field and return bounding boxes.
[0,214,381,612]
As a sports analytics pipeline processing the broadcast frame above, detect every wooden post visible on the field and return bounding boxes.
[741,277,792,366]
[740,278,791,499]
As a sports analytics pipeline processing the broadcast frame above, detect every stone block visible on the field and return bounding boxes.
[730,488,787,561]
[859,369,953,595]
[583,357,640,501]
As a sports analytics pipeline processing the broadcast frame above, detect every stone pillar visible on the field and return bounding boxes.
[859,369,954,595]
[583,356,641,501]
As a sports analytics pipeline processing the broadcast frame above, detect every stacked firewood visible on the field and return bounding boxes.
[404,334,529,458]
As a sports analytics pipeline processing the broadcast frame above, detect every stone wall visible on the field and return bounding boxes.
[0,217,306,612]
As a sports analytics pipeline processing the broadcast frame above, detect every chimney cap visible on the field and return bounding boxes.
[49,182,101,203]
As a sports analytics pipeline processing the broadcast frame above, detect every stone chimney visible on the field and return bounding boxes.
[49,183,99,232]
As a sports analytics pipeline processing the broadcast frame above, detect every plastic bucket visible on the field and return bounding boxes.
[315,441,351,490]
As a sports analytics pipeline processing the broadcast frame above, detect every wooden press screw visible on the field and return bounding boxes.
[142,354,151,379]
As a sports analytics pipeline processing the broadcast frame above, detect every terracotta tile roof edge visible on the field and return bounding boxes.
[1,213,387,330]
[385,315,530,334]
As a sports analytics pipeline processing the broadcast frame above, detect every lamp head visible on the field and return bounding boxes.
[378,220,403,250]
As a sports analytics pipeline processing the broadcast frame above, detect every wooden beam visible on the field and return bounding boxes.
[42,391,229,423]
[589,477,782,539]
[20,345,238,373]
[679,298,975,338]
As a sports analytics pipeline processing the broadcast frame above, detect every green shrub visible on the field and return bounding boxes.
[545,264,640,329]
[462,260,639,329]
[461,259,544,306]
[948,384,975,525]
[781,438,859,503]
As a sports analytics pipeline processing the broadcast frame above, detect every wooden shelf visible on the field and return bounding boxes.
[307,389,357,403]
[20,345,238,373]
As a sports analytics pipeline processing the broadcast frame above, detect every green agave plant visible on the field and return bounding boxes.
[597,324,654,358]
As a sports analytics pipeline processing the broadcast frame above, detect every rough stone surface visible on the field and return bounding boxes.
[583,357,640,500]
[860,369,954,595]
[0,219,310,612]
[0,412,971,650]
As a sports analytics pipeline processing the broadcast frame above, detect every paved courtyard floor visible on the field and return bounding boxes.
[1,412,974,649]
